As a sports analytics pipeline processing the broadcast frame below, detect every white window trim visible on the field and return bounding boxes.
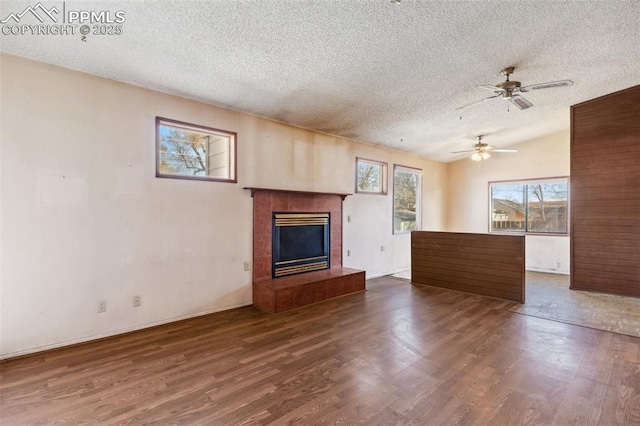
[393,164,423,235]
[488,176,569,236]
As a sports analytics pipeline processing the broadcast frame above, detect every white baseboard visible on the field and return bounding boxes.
[366,272,389,279]
[526,267,570,275]
[366,268,410,280]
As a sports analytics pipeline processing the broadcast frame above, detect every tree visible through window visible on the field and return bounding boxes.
[490,178,568,234]
[393,165,422,234]
[356,158,387,194]
[156,117,236,182]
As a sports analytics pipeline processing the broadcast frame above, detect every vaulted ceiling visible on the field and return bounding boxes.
[2,1,639,162]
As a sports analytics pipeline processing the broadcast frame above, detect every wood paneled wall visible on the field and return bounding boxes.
[411,231,525,303]
[570,86,640,297]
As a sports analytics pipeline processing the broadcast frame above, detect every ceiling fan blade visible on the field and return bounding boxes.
[455,94,501,110]
[478,84,503,92]
[520,79,574,92]
[450,149,475,154]
[510,95,533,110]
[491,149,518,153]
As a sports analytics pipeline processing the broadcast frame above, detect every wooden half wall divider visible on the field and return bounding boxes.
[411,231,525,303]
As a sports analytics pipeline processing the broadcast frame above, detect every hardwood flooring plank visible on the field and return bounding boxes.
[2,276,639,425]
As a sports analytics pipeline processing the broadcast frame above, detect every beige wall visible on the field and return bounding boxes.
[344,147,447,277]
[446,131,571,274]
[0,54,446,358]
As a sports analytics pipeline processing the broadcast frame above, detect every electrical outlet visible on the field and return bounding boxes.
[244,261,251,271]
[557,262,561,269]
[347,215,351,223]
[347,249,351,257]
[98,300,107,313]
[380,246,385,252]
[133,295,141,307]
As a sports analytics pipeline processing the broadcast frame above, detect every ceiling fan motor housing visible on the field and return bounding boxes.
[497,66,521,96]
[496,80,521,90]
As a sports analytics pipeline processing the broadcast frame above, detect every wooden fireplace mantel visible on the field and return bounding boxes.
[244,187,352,201]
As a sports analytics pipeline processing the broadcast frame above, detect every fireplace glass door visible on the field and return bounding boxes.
[272,213,330,278]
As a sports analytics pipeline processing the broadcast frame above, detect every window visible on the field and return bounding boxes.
[393,165,422,234]
[490,177,569,234]
[156,117,237,182]
[355,157,387,194]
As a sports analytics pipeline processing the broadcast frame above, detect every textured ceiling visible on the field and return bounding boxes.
[1,1,639,162]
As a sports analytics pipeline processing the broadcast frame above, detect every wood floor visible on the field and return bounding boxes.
[1,276,639,425]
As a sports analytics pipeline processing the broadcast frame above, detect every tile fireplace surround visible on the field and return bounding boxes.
[245,187,366,312]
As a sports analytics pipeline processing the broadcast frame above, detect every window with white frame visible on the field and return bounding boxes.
[489,177,569,234]
[393,165,422,234]
[356,157,388,194]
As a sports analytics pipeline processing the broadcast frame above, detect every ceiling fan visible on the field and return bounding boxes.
[456,66,573,111]
[451,135,518,161]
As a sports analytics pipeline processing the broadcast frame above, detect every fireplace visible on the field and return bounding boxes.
[272,213,330,278]
[246,187,345,282]
[247,187,365,313]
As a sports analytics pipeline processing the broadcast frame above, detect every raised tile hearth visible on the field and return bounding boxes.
[252,267,366,313]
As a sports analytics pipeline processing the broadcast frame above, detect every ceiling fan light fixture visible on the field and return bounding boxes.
[453,135,518,161]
